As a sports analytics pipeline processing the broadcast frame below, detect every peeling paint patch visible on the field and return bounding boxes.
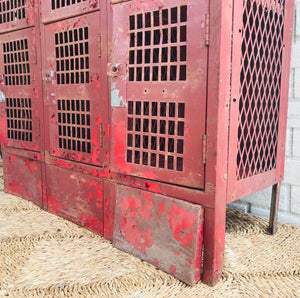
[169,264,177,276]
[111,82,124,107]
[48,194,67,215]
[25,160,38,173]
[9,181,25,193]
[78,213,103,234]
[54,159,73,169]
[9,155,16,163]
[114,120,130,172]
[167,205,196,248]
[119,195,154,253]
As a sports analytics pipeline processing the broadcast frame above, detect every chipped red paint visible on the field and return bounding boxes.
[105,124,111,138]
[53,147,62,156]
[78,213,103,234]
[9,181,25,193]
[21,142,38,151]
[25,160,38,173]
[114,120,131,172]
[119,195,154,253]
[167,205,196,248]
[95,184,103,209]
[33,88,39,100]
[159,203,165,214]
[188,258,193,264]
[145,182,160,193]
[154,258,159,266]
[0,116,8,146]
[169,265,176,276]
[54,159,73,169]
[173,251,180,256]
[48,194,67,215]
[9,155,16,163]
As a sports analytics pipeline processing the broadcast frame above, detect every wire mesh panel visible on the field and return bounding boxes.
[41,0,99,24]
[0,0,37,33]
[0,28,42,151]
[43,13,107,166]
[236,0,285,180]
[227,0,293,201]
[110,0,208,189]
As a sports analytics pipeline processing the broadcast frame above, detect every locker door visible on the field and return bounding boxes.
[43,12,108,166]
[110,0,208,189]
[0,28,42,152]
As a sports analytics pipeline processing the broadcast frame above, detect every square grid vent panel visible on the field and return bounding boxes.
[126,101,185,172]
[236,0,285,180]
[52,0,87,10]
[55,27,89,85]
[0,0,26,24]
[57,99,91,154]
[3,39,30,85]
[6,97,32,141]
[128,5,187,82]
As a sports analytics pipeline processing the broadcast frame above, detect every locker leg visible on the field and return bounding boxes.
[268,183,281,234]
[202,207,226,286]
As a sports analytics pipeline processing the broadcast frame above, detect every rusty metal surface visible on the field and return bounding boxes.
[113,184,204,286]
[46,164,104,235]
[2,151,43,207]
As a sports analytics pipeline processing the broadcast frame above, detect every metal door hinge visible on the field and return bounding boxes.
[100,123,104,148]
[202,134,207,164]
[98,33,101,59]
[205,14,210,47]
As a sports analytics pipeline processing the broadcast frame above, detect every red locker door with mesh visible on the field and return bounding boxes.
[227,0,294,201]
[110,0,208,189]
[41,0,99,24]
[0,28,42,152]
[43,13,108,166]
[0,0,37,33]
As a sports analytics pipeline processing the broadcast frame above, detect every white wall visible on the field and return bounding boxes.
[229,1,300,226]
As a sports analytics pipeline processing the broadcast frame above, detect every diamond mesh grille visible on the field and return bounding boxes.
[128,6,187,82]
[236,0,285,180]
[6,97,32,141]
[0,0,26,24]
[57,99,91,153]
[126,100,185,171]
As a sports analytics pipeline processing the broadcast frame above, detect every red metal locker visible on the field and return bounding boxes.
[0,1,44,207]
[108,0,294,286]
[0,0,295,288]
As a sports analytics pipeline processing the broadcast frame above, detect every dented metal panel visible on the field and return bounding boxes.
[113,184,204,286]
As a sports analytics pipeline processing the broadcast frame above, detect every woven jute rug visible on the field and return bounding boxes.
[0,171,299,297]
